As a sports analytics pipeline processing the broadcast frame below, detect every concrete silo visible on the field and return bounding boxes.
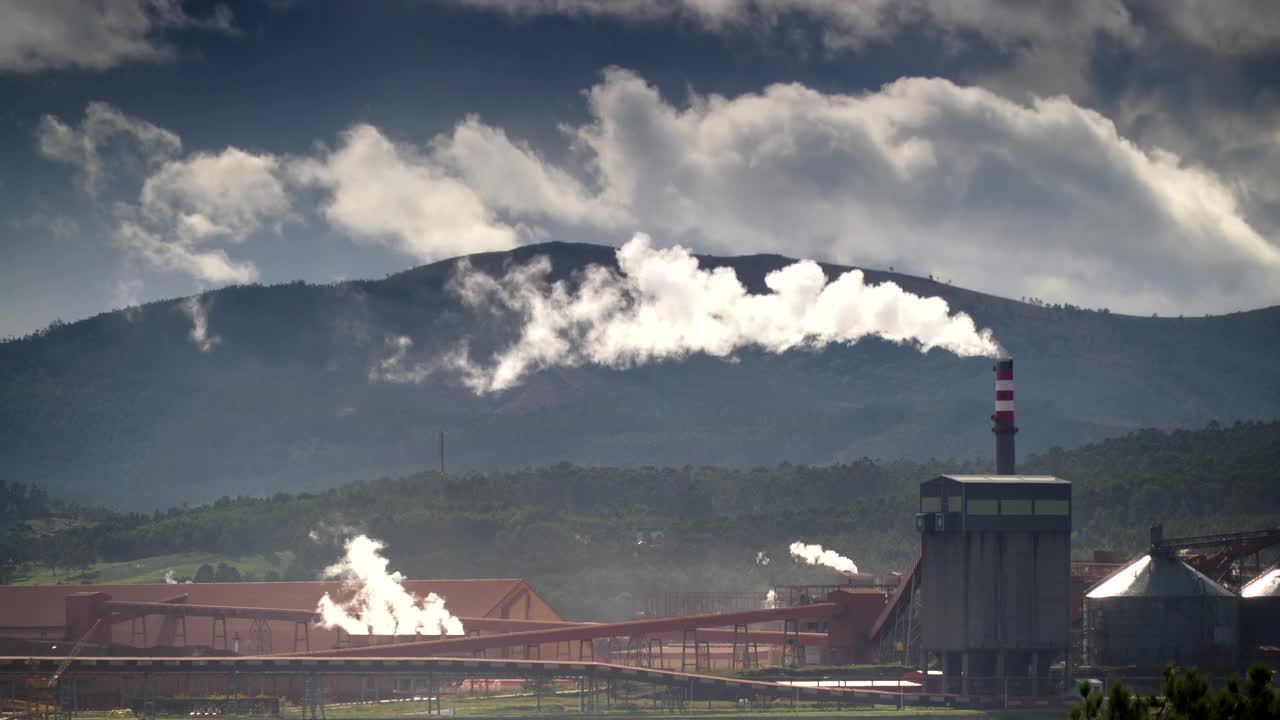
[918,474,1072,695]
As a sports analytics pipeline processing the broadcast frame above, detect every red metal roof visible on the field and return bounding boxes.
[0,579,554,629]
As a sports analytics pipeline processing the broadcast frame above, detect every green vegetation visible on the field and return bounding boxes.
[2,243,1278,511]
[4,421,1278,621]
[1070,665,1280,720]
[9,550,292,585]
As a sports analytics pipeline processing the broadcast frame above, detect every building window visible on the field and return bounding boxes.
[1001,499,1033,515]
[921,496,942,513]
[1034,499,1069,516]
[966,499,999,515]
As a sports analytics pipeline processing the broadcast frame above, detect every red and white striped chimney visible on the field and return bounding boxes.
[993,358,1017,474]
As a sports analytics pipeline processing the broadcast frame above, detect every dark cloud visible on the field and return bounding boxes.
[0,0,234,73]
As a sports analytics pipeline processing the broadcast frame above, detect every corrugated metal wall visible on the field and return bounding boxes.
[922,530,1069,651]
[1085,595,1238,669]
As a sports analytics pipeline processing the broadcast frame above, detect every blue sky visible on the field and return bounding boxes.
[1,0,1278,339]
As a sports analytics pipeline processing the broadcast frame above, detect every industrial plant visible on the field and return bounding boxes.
[2,360,1277,715]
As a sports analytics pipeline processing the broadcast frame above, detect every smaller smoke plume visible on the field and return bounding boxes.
[367,335,471,385]
[307,522,362,544]
[368,336,429,383]
[316,535,465,636]
[755,551,770,566]
[763,588,778,609]
[447,234,1002,393]
[790,541,858,574]
[181,296,220,352]
[163,569,190,585]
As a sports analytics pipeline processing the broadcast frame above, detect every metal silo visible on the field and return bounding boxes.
[1084,551,1238,671]
[1240,566,1280,653]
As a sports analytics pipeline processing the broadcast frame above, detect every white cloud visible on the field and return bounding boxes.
[141,148,292,243]
[119,145,289,286]
[0,0,234,73]
[41,69,1280,319]
[290,124,519,261]
[442,69,1277,315]
[37,101,182,194]
[117,221,258,285]
[436,117,627,227]
[39,104,287,288]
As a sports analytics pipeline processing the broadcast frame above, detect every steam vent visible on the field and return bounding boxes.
[1084,552,1238,670]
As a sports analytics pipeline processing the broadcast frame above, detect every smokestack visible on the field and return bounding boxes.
[993,358,1017,474]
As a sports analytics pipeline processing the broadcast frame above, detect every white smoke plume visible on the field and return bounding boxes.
[368,336,431,383]
[449,234,1001,393]
[163,569,191,584]
[367,336,470,384]
[181,296,220,352]
[755,551,770,566]
[763,588,778,609]
[790,541,858,575]
[316,535,465,636]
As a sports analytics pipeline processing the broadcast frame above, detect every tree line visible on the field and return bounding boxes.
[1073,665,1279,720]
[3,420,1278,619]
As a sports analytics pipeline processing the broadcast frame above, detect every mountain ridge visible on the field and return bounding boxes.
[2,242,1278,510]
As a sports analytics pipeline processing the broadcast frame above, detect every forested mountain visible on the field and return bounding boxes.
[2,242,1278,509]
[6,421,1279,621]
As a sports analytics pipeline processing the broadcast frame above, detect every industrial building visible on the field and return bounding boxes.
[2,358,1277,716]
[918,473,1071,695]
[0,579,561,655]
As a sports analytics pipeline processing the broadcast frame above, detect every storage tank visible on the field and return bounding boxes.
[1084,551,1238,670]
[1240,566,1280,652]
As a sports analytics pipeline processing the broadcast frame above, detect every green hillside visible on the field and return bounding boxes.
[2,243,1277,510]
[5,421,1276,621]
[13,551,293,586]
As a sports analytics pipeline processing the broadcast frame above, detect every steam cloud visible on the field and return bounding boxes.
[369,336,429,383]
[316,535,465,636]
[790,541,858,574]
[448,234,1001,393]
[181,296,220,352]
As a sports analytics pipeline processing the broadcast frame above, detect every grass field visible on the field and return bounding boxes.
[11,550,294,585]
[64,700,1013,720]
